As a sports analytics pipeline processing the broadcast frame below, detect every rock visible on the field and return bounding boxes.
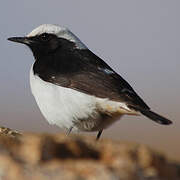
[0,127,179,180]
[0,126,21,138]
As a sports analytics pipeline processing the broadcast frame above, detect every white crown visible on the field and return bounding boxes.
[27,24,87,49]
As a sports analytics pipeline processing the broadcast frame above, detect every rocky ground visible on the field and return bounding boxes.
[0,127,179,180]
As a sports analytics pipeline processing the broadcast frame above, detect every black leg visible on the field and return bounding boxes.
[66,127,73,136]
[96,130,103,141]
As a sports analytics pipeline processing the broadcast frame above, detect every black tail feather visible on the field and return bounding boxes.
[140,110,172,125]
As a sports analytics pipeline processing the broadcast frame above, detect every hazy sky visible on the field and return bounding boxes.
[0,1,179,160]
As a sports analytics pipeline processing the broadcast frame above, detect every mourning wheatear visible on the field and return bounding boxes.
[8,24,172,140]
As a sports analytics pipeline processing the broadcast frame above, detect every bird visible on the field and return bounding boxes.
[8,24,172,140]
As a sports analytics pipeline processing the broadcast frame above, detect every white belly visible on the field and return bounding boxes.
[30,69,101,131]
[30,67,135,132]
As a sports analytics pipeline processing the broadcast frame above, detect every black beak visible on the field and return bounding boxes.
[7,37,32,45]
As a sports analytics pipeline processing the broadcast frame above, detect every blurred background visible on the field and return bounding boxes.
[0,1,179,161]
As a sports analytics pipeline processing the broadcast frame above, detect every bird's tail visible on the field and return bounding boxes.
[140,110,172,125]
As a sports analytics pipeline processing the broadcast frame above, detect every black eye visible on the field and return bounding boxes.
[39,33,50,41]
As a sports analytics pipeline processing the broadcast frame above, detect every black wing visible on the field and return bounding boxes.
[34,49,172,125]
[37,49,150,110]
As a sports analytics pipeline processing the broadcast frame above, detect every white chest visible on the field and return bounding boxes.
[29,67,134,132]
[30,68,100,131]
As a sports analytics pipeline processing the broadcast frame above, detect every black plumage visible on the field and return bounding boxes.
[8,30,172,141]
[29,34,172,125]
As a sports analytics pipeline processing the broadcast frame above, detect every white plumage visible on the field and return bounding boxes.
[27,24,87,49]
[28,24,139,132]
[30,67,137,132]
[7,24,173,138]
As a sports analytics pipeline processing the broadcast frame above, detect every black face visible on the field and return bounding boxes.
[8,33,76,58]
[27,33,61,55]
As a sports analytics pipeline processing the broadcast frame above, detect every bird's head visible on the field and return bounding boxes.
[8,24,87,56]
